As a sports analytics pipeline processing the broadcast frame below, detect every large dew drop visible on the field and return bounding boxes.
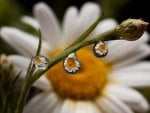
[63,53,80,74]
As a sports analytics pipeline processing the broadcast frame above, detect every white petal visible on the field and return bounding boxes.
[111,61,150,74]
[62,6,78,46]
[112,44,150,69]
[60,99,76,113]
[79,2,101,28]
[8,55,30,75]
[75,101,100,113]
[0,27,36,57]
[105,94,134,113]
[0,27,50,58]
[41,98,62,113]
[112,70,150,87]
[23,92,59,113]
[141,31,150,42]
[8,55,51,90]
[94,18,117,35]
[21,16,40,30]
[52,101,63,113]
[104,32,149,64]
[75,2,101,39]
[96,97,124,113]
[33,2,61,49]
[106,84,149,112]
[33,75,51,91]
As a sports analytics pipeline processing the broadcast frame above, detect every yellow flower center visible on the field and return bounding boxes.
[46,48,111,100]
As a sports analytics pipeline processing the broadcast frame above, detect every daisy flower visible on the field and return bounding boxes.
[1,2,150,113]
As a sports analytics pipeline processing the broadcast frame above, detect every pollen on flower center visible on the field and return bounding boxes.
[46,48,111,100]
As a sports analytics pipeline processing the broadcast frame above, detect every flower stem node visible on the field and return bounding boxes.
[116,19,149,41]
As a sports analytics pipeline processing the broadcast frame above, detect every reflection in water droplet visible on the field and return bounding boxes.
[33,55,49,70]
[63,53,80,74]
[93,41,108,58]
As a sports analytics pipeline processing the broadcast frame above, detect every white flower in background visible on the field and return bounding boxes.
[1,2,150,113]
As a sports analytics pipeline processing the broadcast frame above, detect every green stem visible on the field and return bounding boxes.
[30,28,117,84]
[15,60,36,113]
[15,27,117,113]
[36,29,42,56]
[66,17,102,49]
[15,79,30,113]
[15,30,42,113]
[14,18,147,113]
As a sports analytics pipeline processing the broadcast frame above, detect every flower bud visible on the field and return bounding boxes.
[0,54,15,92]
[116,19,149,41]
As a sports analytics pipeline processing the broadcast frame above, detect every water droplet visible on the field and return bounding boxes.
[33,55,49,70]
[93,41,108,58]
[63,53,80,74]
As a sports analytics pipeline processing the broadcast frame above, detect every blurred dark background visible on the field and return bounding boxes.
[0,0,150,54]
[0,0,150,28]
[23,0,150,23]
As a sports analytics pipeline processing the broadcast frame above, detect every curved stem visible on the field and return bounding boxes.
[15,27,117,113]
[15,79,30,113]
[36,29,42,56]
[66,17,102,49]
[30,28,117,84]
[14,18,147,113]
[15,60,36,113]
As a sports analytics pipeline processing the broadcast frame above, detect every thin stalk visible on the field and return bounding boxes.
[15,27,117,113]
[8,18,149,113]
[3,72,21,113]
[36,30,42,56]
[66,17,102,49]
[30,28,117,84]
[14,80,30,113]
[15,30,42,113]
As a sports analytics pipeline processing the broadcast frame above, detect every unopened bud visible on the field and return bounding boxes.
[116,19,148,41]
[0,54,15,94]
[0,54,23,104]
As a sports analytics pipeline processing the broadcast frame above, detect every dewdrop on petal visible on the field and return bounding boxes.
[33,55,49,70]
[63,53,80,74]
[116,19,149,41]
[93,41,108,58]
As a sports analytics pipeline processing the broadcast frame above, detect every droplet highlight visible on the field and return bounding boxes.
[93,41,108,58]
[63,53,80,74]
